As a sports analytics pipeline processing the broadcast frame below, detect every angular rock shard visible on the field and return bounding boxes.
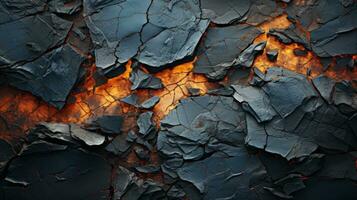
[0,13,71,66]
[312,75,335,104]
[137,111,155,137]
[130,69,163,90]
[200,0,251,25]
[232,84,277,123]
[2,45,85,109]
[84,0,209,72]
[85,115,123,135]
[158,95,246,160]
[194,24,262,80]
[140,96,160,109]
[262,68,318,118]
[235,41,266,68]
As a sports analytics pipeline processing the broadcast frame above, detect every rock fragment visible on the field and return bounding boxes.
[130,69,163,90]
[140,96,160,109]
[84,115,123,135]
[232,84,277,122]
[200,0,250,25]
[70,124,105,146]
[194,24,262,80]
[235,41,266,68]
[266,50,279,61]
[137,112,155,137]
[312,75,335,103]
[84,0,209,72]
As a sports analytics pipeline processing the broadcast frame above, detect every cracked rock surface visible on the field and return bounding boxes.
[0,0,357,199]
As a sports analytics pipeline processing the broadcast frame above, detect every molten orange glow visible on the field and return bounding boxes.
[0,58,216,139]
[152,59,217,120]
[254,14,357,81]
[0,14,356,141]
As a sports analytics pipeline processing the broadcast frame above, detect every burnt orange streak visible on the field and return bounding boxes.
[254,14,322,77]
[0,58,217,139]
[152,59,217,120]
[254,14,357,81]
[1,14,356,141]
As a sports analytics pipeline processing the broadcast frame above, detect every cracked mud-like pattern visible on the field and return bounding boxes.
[0,0,357,200]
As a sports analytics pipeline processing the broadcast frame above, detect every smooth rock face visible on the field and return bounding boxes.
[0,0,46,24]
[0,139,16,172]
[262,75,317,118]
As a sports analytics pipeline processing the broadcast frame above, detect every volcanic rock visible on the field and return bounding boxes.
[200,0,250,25]
[0,128,111,200]
[158,95,246,160]
[312,75,336,103]
[137,111,155,137]
[84,0,209,73]
[84,115,124,135]
[129,69,163,90]
[2,45,85,109]
[232,84,277,122]
[140,96,160,109]
[194,24,262,80]
[266,50,279,61]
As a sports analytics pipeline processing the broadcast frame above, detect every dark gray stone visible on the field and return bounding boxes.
[84,0,209,74]
[266,50,278,61]
[0,13,71,66]
[200,0,250,24]
[312,75,335,103]
[0,140,111,200]
[85,115,124,135]
[130,69,163,90]
[137,111,155,137]
[177,150,267,199]
[140,96,160,109]
[3,45,85,109]
[232,84,277,122]
[105,134,131,156]
[262,70,317,118]
[235,41,266,68]
[194,24,262,80]
[158,95,246,160]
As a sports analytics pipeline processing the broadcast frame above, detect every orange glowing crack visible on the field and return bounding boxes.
[1,15,356,141]
[253,14,357,81]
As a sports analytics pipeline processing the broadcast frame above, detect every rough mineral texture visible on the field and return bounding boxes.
[0,0,357,200]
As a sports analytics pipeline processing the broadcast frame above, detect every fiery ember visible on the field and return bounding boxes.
[0,0,356,200]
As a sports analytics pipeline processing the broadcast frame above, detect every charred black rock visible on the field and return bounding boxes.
[200,0,250,25]
[137,111,155,137]
[266,50,279,61]
[129,69,163,90]
[84,0,209,74]
[84,115,124,135]
[194,24,262,80]
[0,124,111,200]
